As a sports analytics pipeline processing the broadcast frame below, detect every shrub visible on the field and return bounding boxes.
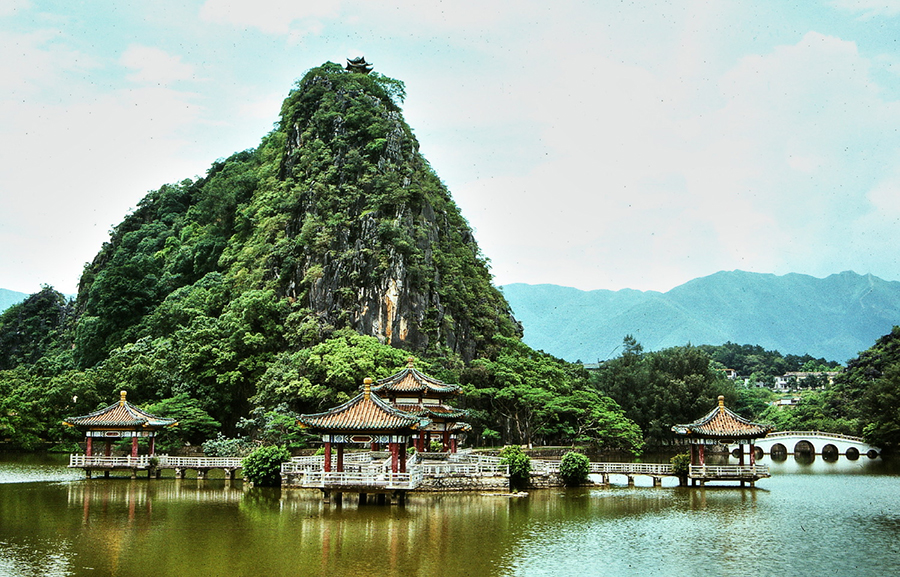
[670,452,691,477]
[559,451,590,486]
[202,433,254,457]
[499,445,531,491]
[242,445,291,487]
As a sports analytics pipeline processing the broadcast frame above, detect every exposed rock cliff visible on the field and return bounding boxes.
[272,62,520,360]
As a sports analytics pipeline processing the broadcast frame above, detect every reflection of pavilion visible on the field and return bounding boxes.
[63,391,177,478]
[672,395,772,487]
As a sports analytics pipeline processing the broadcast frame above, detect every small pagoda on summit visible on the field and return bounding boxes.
[672,395,773,486]
[297,378,428,474]
[63,390,177,458]
[372,358,471,453]
[346,56,374,74]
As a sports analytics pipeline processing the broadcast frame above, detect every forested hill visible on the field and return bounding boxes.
[503,270,900,363]
[1,62,647,453]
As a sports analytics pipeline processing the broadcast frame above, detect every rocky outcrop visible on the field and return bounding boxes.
[274,63,520,361]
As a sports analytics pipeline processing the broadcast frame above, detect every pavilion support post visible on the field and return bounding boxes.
[371,441,378,452]
[149,436,156,456]
[699,444,705,466]
[443,431,450,452]
[390,443,399,473]
[450,437,458,453]
[336,443,344,473]
[417,435,425,452]
[324,442,332,473]
[131,436,139,458]
[750,443,756,466]
[400,442,407,473]
[739,443,745,466]
[86,436,92,456]
[105,441,112,457]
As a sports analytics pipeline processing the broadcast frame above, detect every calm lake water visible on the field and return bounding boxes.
[1,453,899,577]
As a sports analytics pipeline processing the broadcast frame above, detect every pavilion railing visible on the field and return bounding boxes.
[291,468,423,490]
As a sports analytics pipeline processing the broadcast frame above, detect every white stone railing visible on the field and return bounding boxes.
[531,460,675,476]
[767,431,865,443]
[69,454,243,469]
[690,464,769,478]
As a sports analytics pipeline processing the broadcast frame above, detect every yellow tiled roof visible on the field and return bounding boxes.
[672,396,772,439]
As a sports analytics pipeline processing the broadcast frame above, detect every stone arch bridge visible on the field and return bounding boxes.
[753,431,880,459]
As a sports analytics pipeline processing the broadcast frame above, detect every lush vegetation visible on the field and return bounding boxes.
[0,63,640,455]
[698,342,841,382]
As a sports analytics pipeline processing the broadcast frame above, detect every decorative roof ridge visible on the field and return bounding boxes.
[672,395,772,438]
[62,392,177,428]
[297,384,426,426]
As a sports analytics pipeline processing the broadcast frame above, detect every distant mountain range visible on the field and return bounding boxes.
[0,288,27,313]
[501,270,900,364]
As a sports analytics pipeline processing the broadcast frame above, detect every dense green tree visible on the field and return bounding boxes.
[592,338,736,444]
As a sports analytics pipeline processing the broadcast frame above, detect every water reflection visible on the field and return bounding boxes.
[2,454,900,577]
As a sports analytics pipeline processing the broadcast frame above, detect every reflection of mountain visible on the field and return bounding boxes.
[502,270,900,362]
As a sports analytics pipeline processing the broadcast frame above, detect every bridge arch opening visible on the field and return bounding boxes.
[822,444,839,461]
[845,447,859,460]
[794,441,815,464]
[754,446,763,461]
[770,443,787,461]
[794,440,814,455]
[867,449,879,459]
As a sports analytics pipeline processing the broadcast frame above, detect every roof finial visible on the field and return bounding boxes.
[718,395,725,410]
[364,377,373,400]
[120,390,127,406]
[407,356,415,368]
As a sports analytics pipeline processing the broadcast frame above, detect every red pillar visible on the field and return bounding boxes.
[86,436,93,456]
[149,436,156,456]
[131,436,139,458]
[324,442,332,472]
[390,443,399,473]
[450,437,458,453]
[371,441,378,452]
[336,443,344,472]
[442,431,450,452]
[750,443,756,466]
[699,444,705,465]
[400,442,407,473]
[739,443,745,466]
[105,440,112,456]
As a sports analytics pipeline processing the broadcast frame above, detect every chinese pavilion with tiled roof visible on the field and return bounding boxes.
[672,395,773,486]
[63,391,177,458]
[297,378,428,474]
[372,358,470,453]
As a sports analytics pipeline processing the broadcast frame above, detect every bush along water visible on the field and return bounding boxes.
[242,445,291,487]
[499,445,531,491]
[559,451,590,486]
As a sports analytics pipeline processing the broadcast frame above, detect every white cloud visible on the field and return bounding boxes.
[0,0,29,17]
[199,0,340,35]
[120,45,196,85]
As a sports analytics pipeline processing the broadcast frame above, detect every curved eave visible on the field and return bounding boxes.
[297,391,429,432]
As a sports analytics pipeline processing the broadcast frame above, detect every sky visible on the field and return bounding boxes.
[3,0,900,296]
